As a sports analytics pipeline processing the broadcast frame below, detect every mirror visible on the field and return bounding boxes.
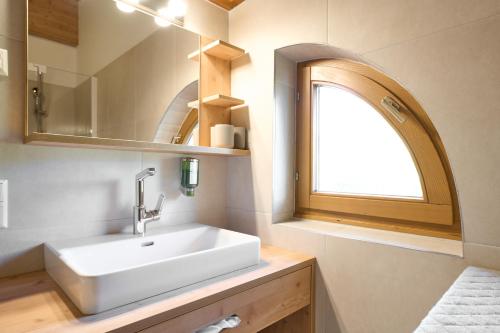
[27,0,200,147]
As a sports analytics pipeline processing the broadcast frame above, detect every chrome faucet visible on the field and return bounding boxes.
[133,167,166,236]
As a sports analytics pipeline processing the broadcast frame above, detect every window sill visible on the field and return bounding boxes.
[277,218,464,257]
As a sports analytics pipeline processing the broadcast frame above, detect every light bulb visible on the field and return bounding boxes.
[167,0,187,18]
[155,8,171,27]
[116,0,139,13]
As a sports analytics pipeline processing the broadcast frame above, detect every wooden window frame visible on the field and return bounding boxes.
[174,108,198,144]
[295,60,461,240]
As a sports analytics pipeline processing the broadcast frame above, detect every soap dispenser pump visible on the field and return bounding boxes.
[180,157,199,196]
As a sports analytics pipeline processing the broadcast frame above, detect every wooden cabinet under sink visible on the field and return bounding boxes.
[141,267,312,333]
[0,246,315,333]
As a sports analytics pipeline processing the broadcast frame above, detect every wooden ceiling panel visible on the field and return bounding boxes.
[28,0,79,47]
[208,0,245,10]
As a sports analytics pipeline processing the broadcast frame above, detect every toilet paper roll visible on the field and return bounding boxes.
[234,127,246,149]
[210,127,216,147]
[211,124,234,148]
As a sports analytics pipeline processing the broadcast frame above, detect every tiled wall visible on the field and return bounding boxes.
[95,27,198,141]
[0,0,229,278]
[228,0,500,332]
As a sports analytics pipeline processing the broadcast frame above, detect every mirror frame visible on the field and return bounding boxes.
[23,0,249,157]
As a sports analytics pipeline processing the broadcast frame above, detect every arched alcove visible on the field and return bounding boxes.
[273,43,461,239]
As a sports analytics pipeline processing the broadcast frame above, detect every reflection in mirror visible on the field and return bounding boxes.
[154,81,199,145]
[27,0,199,145]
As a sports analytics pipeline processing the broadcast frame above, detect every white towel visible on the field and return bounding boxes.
[195,315,241,333]
[414,266,500,332]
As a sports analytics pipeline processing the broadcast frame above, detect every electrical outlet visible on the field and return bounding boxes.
[0,180,7,229]
[0,48,8,77]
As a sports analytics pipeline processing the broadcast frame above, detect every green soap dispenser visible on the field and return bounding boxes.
[180,157,199,196]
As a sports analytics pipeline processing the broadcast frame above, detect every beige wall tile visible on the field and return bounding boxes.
[230,0,327,48]
[184,0,228,40]
[28,36,78,74]
[96,50,136,139]
[74,78,92,136]
[273,62,296,218]
[364,16,500,247]
[142,152,227,221]
[328,0,500,53]
[0,245,44,278]
[227,208,273,241]
[0,0,25,41]
[323,236,466,333]
[133,32,177,141]
[0,218,132,278]
[269,223,328,333]
[174,28,200,92]
[33,83,77,135]
[77,0,158,76]
[0,143,141,229]
[94,26,198,142]
[226,157,259,212]
[76,0,227,76]
[464,242,500,270]
[228,0,328,215]
[228,51,276,213]
[227,208,328,332]
[0,36,24,143]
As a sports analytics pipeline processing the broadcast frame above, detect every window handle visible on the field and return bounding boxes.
[381,96,407,123]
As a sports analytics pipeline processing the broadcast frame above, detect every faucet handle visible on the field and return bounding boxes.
[155,193,166,215]
[136,167,156,181]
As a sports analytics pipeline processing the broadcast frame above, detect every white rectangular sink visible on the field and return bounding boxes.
[44,223,260,314]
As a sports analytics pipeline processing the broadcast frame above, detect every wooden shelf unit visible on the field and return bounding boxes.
[188,94,245,109]
[188,40,245,62]
[204,94,245,107]
[196,37,247,147]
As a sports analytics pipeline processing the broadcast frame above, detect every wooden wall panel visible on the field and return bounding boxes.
[208,0,245,10]
[28,0,79,47]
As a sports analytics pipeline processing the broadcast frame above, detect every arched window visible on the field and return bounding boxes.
[296,60,461,239]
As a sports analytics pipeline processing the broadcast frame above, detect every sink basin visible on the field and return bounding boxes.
[44,223,260,314]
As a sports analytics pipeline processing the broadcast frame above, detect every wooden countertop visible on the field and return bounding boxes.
[0,246,314,333]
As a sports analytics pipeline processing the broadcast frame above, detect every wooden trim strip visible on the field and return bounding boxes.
[295,211,461,240]
[24,132,250,157]
[296,65,312,210]
[310,194,453,225]
[175,108,198,144]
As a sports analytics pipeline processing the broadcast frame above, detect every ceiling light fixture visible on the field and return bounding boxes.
[113,0,185,28]
[167,0,187,18]
[154,8,171,27]
[116,0,139,13]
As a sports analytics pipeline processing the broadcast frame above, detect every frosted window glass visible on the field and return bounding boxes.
[313,85,423,199]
